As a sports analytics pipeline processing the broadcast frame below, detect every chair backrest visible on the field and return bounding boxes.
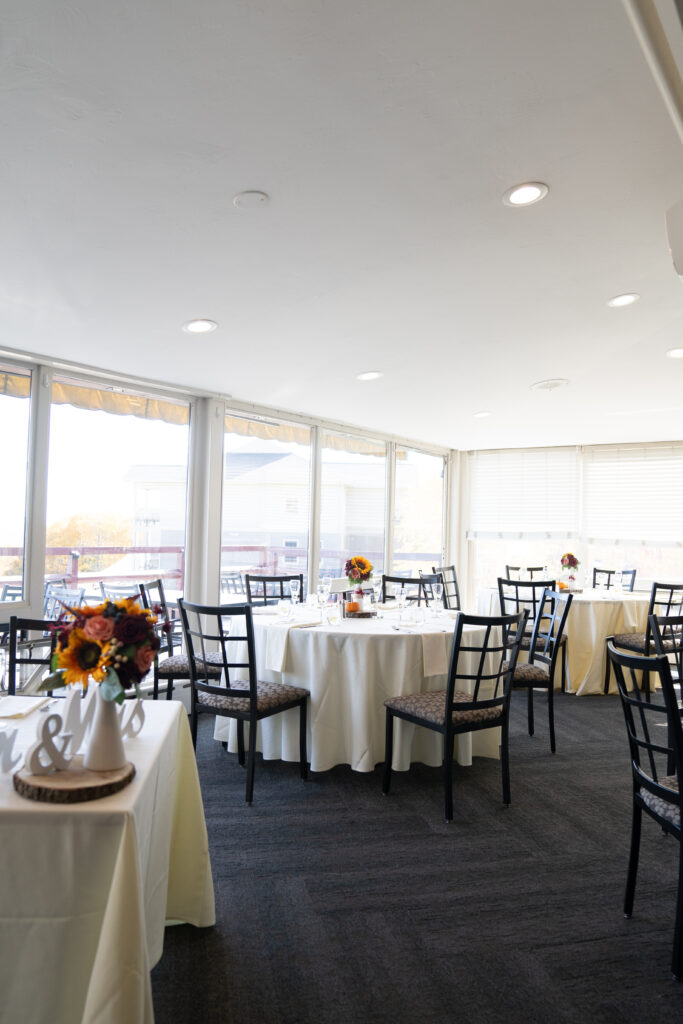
[431,564,461,610]
[1,583,23,602]
[43,585,86,620]
[497,577,556,641]
[650,613,683,685]
[100,581,142,601]
[527,589,573,672]
[418,572,446,607]
[7,615,59,696]
[644,583,683,651]
[381,574,425,605]
[592,568,637,591]
[505,565,546,580]
[244,574,304,606]
[607,641,683,836]
[178,599,257,702]
[445,610,528,718]
[139,578,176,656]
[221,572,246,595]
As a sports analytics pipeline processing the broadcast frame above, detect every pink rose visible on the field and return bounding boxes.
[83,615,114,643]
[133,645,156,676]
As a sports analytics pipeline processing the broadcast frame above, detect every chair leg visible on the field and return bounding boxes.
[165,678,174,700]
[299,700,308,780]
[237,720,245,766]
[672,838,683,981]
[245,719,257,806]
[548,684,556,754]
[444,731,454,822]
[190,705,198,749]
[624,803,642,919]
[382,711,394,794]
[604,654,611,694]
[527,687,534,737]
[501,718,511,805]
[561,640,568,693]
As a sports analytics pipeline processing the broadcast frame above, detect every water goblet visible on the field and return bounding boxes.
[290,579,301,604]
[432,582,444,614]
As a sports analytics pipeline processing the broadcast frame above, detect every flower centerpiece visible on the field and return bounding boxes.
[344,555,373,613]
[560,552,580,590]
[44,597,163,703]
[42,596,167,772]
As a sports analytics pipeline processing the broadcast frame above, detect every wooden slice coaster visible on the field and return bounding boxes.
[13,756,135,803]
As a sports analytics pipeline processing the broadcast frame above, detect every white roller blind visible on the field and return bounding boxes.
[468,447,579,538]
[583,444,683,544]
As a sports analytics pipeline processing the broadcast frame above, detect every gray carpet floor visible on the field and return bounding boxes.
[151,693,683,1023]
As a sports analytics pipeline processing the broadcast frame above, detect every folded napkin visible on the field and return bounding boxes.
[0,695,52,718]
[421,631,448,676]
[265,619,321,672]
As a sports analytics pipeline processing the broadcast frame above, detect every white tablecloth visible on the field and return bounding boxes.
[213,611,501,771]
[476,587,650,695]
[0,699,215,1024]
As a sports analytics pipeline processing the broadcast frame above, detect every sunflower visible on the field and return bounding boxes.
[57,627,111,686]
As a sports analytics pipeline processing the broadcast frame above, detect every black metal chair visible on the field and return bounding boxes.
[381,574,426,605]
[431,564,461,611]
[139,578,210,700]
[382,610,527,821]
[498,577,569,692]
[505,565,546,580]
[220,572,247,598]
[607,640,683,981]
[178,600,309,805]
[244,574,304,606]
[506,588,573,753]
[604,582,683,695]
[593,568,637,591]
[7,616,59,696]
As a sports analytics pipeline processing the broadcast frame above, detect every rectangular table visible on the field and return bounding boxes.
[0,699,215,1024]
[214,609,501,771]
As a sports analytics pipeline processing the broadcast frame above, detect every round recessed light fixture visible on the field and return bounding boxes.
[183,319,218,334]
[503,182,549,207]
[607,293,639,308]
[357,371,383,381]
[473,411,491,418]
[233,190,270,209]
[666,347,683,359]
[530,378,569,392]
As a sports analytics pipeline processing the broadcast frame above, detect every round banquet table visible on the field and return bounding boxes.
[213,609,501,772]
[476,587,651,695]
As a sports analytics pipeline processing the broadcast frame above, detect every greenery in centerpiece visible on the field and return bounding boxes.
[344,555,373,589]
[42,597,167,703]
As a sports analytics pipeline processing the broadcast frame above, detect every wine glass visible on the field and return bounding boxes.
[432,581,444,614]
[290,579,301,604]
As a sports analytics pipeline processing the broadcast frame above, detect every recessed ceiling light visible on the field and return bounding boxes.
[529,378,569,392]
[607,293,639,307]
[666,347,683,359]
[473,411,491,418]
[183,319,218,334]
[502,182,549,207]
[356,371,382,381]
[233,190,270,209]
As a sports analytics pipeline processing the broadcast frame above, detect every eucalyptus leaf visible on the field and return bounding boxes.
[100,668,123,703]
[38,670,66,692]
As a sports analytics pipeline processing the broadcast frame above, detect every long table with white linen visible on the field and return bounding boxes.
[213,608,501,771]
[0,698,215,1024]
[476,587,650,695]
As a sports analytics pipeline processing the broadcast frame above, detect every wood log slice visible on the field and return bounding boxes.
[13,756,135,803]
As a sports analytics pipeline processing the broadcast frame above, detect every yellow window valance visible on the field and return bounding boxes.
[52,381,189,426]
[224,413,386,456]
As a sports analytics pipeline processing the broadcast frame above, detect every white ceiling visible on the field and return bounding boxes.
[2,0,683,450]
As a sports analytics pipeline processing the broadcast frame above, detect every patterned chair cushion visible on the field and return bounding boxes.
[640,775,680,828]
[197,678,309,714]
[612,632,647,652]
[384,689,502,727]
[520,633,567,651]
[501,660,550,685]
[158,652,222,678]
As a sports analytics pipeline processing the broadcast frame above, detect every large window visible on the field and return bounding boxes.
[0,367,31,602]
[319,432,386,578]
[394,448,445,575]
[222,413,311,586]
[46,378,190,597]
